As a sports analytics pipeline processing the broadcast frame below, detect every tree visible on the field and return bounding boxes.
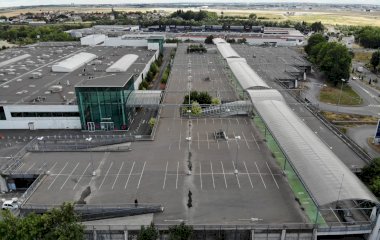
[211,97,221,105]
[191,101,202,115]
[137,222,159,240]
[358,158,380,197]
[0,202,84,240]
[248,13,257,21]
[197,91,212,104]
[310,21,325,32]
[370,51,380,72]
[169,222,194,240]
[148,117,156,128]
[204,35,214,44]
[305,33,327,55]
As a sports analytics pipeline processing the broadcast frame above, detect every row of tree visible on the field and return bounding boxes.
[139,54,163,90]
[0,203,84,240]
[0,25,78,45]
[170,10,218,21]
[356,26,380,49]
[305,34,352,86]
[138,222,193,240]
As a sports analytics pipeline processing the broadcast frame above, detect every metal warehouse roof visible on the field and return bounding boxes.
[106,54,139,73]
[52,52,97,73]
[226,58,270,90]
[214,39,240,59]
[252,98,378,206]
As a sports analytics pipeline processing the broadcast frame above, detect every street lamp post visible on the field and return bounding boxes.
[234,136,241,174]
[85,137,96,176]
[336,79,346,112]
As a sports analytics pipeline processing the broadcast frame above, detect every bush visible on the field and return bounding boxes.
[183,91,212,105]
[148,118,156,128]
[169,222,193,240]
[204,35,214,44]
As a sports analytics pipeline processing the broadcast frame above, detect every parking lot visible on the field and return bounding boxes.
[15,43,306,225]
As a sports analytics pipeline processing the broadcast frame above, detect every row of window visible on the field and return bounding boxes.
[11,112,80,118]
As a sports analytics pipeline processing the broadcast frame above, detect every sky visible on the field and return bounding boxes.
[0,0,378,8]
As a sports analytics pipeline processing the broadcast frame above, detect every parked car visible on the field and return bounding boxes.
[2,199,19,210]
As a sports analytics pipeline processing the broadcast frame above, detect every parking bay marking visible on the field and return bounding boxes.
[48,162,68,190]
[220,161,227,188]
[125,161,135,189]
[112,161,125,190]
[210,161,215,189]
[98,162,113,190]
[60,162,79,190]
[266,162,279,189]
[176,161,179,189]
[244,161,254,189]
[73,162,91,190]
[137,161,146,189]
[163,161,168,190]
[255,162,267,189]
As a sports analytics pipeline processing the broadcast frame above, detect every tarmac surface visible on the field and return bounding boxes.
[19,44,307,225]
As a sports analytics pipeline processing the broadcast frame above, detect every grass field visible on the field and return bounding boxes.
[1,6,380,27]
[319,83,363,106]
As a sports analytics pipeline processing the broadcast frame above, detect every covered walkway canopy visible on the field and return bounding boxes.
[126,90,162,106]
[248,89,378,206]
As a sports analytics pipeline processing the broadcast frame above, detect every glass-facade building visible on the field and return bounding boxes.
[75,76,134,131]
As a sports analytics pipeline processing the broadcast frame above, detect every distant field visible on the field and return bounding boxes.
[1,6,380,27]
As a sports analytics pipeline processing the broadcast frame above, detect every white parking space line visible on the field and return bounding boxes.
[206,133,210,149]
[226,139,230,149]
[255,162,267,189]
[60,162,79,190]
[163,161,168,190]
[242,132,250,149]
[179,132,181,150]
[244,161,254,189]
[204,118,207,125]
[73,162,91,190]
[197,132,200,149]
[233,131,240,149]
[266,162,279,189]
[137,161,146,189]
[220,161,228,188]
[99,162,113,190]
[244,119,248,125]
[251,132,261,150]
[176,161,179,189]
[48,162,68,190]
[25,162,36,173]
[112,162,125,190]
[232,161,241,189]
[216,139,220,149]
[236,118,239,125]
[47,162,58,173]
[210,161,215,189]
[37,162,47,173]
[199,162,203,190]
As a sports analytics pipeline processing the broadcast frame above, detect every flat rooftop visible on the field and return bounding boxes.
[0,44,155,105]
[17,44,306,225]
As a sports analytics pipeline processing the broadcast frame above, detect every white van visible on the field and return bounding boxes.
[2,200,19,210]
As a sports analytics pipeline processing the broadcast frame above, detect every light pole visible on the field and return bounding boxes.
[85,137,96,176]
[234,136,241,174]
[336,79,346,112]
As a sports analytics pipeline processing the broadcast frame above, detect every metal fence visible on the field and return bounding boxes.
[19,174,47,205]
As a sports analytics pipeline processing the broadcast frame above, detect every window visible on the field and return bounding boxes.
[11,112,79,118]
[0,106,6,120]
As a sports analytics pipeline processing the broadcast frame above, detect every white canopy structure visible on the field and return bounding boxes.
[106,54,139,73]
[227,58,269,89]
[252,98,378,206]
[213,38,240,59]
[52,52,97,73]
[0,54,31,68]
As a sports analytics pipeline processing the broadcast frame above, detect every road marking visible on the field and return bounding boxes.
[125,161,135,189]
[168,143,172,151]
[244,161,254,189]
[266,162,279,189]
[251,132,261,150]
[197,132,200,149]
[226,138,230,149]
[232,161,241,189]
[112,162,124,190]
[60,162,79,190]
[206,133,210,149]
[199,162,203,190]
[244,119,248,125]
[137,161,146,189]
[210,161,215,189]
[236,118,239,125]
[205,118,207,125]
[242,131,250,149]
[221,161,227,188]
[47,162,58,173]
[73,162,91,190]
[179,132,181,150]
[25,162,36,174]
[37,162,47,173]
[163,161,168,190]
[48,162,68,190]
[176,161,179,189]
[99,162,113,190]
[255,162,267,189]
[212,118,214,124]
[216,139,220,149]
[233,131,240,149]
